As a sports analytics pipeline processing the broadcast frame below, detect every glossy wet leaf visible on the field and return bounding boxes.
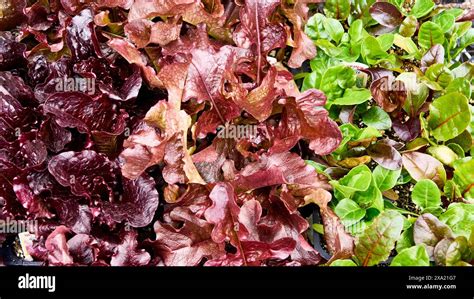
[369,2,403,28]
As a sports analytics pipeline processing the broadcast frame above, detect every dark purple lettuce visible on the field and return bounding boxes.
[65,8,102,61]
[0,33,26,69]
[110,231,151,266]
[48,150,120,199]
[102,174,159,228]
[43,92,127,135]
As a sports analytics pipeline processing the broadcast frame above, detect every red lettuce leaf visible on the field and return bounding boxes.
[110,231,151,266]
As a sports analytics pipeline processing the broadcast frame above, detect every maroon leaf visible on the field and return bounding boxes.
[125,18,182,48]
[233,151,330,191]
[306,189,354,263]
[0,0,26,31]
[233,0,285,83]
[362,67,394,82]
[48,150,120,199]
[370,77,407,113]
[192,138,240,184]
[204,183,249,246]
[150,209,225,266]
[38,117,72,153]
[274,89,342,155]
[180,31,251,137]
[402,152,446,188]
[110,231,151,266]
[393,116,421,142]
[128,0,228,41]
[281,0,317,68]
[102,174,159,228]
[369,2,403,28]
[367,141,403,170]
[260,192,322,265]
[119,122,166,180]
[421,44,445,72]
[205,238,296,266]
[66,9,102,61]
[95,0,133,9]
[43,92,127,135]
[457,9,474,22]
[67,234,98,265]
[12,173,54,219]
[233,66,278,122]
[0,133,48,170]
[45,226,74,265]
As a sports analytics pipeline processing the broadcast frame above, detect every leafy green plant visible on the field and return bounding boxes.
[305,0,473,267]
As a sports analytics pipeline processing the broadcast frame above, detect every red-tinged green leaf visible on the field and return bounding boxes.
[355,210,404,266]
[402,152,447,188]
[428,92,471,141]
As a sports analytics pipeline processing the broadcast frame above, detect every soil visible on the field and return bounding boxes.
[392,183,418,212]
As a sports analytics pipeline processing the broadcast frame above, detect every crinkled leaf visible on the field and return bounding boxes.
[111,231,151,266]
[439,203,474,239]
